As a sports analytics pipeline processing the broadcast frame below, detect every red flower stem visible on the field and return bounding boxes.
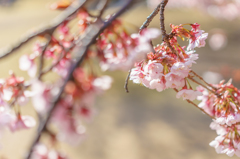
[173,88,215,119]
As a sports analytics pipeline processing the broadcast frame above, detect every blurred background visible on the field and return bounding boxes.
[0,0,240,158]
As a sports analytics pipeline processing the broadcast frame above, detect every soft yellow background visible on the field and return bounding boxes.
[1,0,240,159]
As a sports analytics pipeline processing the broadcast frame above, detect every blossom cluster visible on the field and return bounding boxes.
[50,68,112,145]
[129,23,207,100]
[197,80,240,157]
[96,19,161,71]
[0,73,36,133]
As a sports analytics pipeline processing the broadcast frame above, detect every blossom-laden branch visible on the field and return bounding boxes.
[0,0,89,60]
[127,0,240,157]
[24,0,136,158]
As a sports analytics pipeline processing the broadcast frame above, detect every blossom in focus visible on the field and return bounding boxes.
[197,80,240,157]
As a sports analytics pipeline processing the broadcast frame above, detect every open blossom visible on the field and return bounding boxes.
[176,89,202,101]
[187,29,208,51]
[130,23,204,93]
[9,115,36,132]
[19,55,37,77]
[197,79,240,157]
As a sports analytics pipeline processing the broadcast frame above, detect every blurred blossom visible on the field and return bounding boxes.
[147,0,240,20]
[202,71,223,84]
[209,29,227,51]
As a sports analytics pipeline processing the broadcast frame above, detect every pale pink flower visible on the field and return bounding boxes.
[0,107,14,129]
[19,55,37,77]
[171,62,190,78]
[185,53,198,67]
[9,115,36,132]
[144,60,163,79]
[92,75,113,92]
[130,67,150,88]
[176,89,202,101]
[32,143,68,159]
[31,80,52,114]
[165,73,185,89]
[187,30,208,51]
[223,148,235,157]
[149,79,166,92]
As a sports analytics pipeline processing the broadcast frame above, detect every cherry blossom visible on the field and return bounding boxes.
[176,89,202,101]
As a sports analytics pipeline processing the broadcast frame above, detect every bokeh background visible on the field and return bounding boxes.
[1,0,240,158]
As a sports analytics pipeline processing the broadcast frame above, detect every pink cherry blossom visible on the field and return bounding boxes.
[9,115,36,132]
[187,30,208,51]
[144,60,163,79]
[176,89,202,101]
[165,73,185,89]
[19,55,37,77]
[170,62,190,78]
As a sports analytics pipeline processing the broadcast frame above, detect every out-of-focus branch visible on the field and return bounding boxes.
[25,0,135,158]
[0,0,88,60]
[37,35,52,80]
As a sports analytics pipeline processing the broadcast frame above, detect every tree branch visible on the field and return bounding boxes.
[0,0,88,60]
[25,0,135,158]
[124,70,131,93]
[139,3,161,32]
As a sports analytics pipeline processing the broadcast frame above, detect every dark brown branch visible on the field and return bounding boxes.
[159,0,168,41]
[25,0,135,158]
[0,0,88,60]
[139,3,161,32]
[159,0,178,56]
[124,70,131,93]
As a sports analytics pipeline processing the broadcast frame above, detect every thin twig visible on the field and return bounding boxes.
[0,0,88,60]
[139,3,161,32]
[190,70,217,91]
[39,43,75,78]
[159,0,168,41]
[25,0,135,158]
[159,0,178,56]
[37,35,52,80]
[188,77,220,97]
[173,88,214,119]
[124,69,131,93]
[98,0,109,18]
